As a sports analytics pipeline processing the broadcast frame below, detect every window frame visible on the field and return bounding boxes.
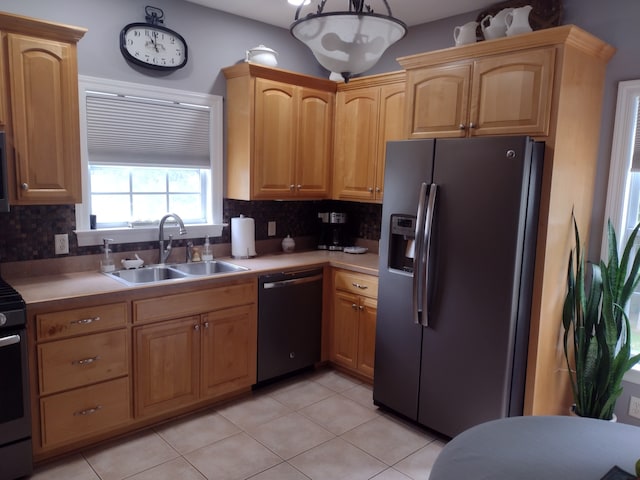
[74,75,224,247]
[603,79,640,383]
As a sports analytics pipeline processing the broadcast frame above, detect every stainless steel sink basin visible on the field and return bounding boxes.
[107,265,189,285]
[168,261,249,276]
[104,260,249,286]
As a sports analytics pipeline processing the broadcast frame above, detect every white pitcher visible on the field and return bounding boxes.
[453,21,478,46]
[480,7,513,40]
[505,5,533,37]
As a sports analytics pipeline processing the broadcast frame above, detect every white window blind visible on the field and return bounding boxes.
[85,92,210,168]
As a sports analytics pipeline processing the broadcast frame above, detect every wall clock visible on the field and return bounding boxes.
[120,6,188,71]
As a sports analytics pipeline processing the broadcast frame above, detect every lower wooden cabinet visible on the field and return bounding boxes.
[29,279,257,461]
[330,269,378,381]
[39,377,130,448]
[134,302,257,418]
[32,302,131,452]
[134,315,200,417]
[201,305,257,398]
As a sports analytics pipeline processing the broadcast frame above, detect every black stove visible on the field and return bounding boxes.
[0,276,32,479]
[0,277,25,314]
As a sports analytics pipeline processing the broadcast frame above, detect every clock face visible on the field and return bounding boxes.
[120,23,188,70]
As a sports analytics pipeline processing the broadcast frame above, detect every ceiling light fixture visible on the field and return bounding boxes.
[290,0,407,82]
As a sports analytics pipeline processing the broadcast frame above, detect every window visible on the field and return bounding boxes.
[75,76,223,246]
[604,79,640,380]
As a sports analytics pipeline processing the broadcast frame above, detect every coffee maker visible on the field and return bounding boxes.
[317,212,348,251]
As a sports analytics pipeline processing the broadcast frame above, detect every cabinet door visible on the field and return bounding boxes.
[201,304,257,398]
[254,78,296,198]
[406,63,471,139]
[375,83,406,201]
[331,290,360,369]
[333,88,380,200]
[296,87,333,198]
[469,48,555,137]
[357,297,377,379]
[134,316,200,417]
[7,33,81,203]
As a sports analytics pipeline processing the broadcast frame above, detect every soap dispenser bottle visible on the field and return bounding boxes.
[202,235,214,261]
[100,238,115,272]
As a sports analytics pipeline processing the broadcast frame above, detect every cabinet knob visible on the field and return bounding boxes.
[458,124,466,130]
[289,184,295,191]
[359,305,365,311]
[469,122,476,129]
[297,184,302,190]
[21,183,29,191]
[203,321,209,329]
[289,351,296,359]
[351,303,358,310]
[194,324,200,331]
[368,187,374,193]
[375,187,381,193]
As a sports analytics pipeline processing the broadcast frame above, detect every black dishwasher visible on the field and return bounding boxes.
[257,268,323,383]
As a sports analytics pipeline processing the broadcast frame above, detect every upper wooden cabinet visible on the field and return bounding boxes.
[333,71,405,202]
[223,63,335,200]
[0,12,86,204]
[404,47,555,138]
[401,25,616,416]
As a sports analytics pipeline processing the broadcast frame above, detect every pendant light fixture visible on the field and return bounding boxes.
[290,0,407,82]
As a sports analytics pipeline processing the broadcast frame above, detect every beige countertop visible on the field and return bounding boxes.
[8,250,379,306]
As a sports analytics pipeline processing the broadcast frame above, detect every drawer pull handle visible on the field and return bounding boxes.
[70,316,101,325]
[74,405,102,416]
[351,283,368,290]
[72,355,100,366]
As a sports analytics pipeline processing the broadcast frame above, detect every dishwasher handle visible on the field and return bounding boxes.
[262,274,323,289]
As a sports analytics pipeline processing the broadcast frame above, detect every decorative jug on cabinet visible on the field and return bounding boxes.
[245,44,278,66]
[453,21,478,46]
[480,7,513,40]
[505,5,533,37]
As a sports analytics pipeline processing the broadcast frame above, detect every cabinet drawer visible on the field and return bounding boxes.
[36,302,128,341]
[334,270,378,299]
[38,329,128,395]
[134,280,257,323]
[40,377,130,448]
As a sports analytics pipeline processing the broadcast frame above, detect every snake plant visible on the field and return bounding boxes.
[563,218,640,420]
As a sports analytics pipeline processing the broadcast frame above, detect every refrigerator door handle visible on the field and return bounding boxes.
[420,183,438,327]
[413,182,429,325]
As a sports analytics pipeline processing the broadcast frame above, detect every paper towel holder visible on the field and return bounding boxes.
[231,214,258,259]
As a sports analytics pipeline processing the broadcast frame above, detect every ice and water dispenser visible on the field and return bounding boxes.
[388,214,416,274]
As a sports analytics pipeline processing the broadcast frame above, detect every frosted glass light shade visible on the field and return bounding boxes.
[291,12,406,81]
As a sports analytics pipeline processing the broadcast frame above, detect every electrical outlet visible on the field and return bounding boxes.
[54,234,69,255]
[629,396,640,419]
[268,221,276,237]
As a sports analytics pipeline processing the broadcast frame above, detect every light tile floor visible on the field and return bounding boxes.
[29,368,446,480]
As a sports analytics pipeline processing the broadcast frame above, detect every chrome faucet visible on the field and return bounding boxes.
[158,213,187,264]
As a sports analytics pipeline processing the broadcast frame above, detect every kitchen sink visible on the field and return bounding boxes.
[104,260,249,286]
[168,261,249,276]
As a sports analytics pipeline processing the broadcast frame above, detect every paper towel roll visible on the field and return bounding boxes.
[231,216,257,258]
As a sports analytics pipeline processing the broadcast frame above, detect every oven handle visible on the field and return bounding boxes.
[0,334,20,348]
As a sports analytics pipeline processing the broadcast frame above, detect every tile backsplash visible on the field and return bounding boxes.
[0,200,382,263]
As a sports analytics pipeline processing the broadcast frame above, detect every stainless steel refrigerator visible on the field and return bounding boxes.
[373,136,543,438]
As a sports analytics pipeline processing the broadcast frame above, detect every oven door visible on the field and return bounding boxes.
[0,327,31,444]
